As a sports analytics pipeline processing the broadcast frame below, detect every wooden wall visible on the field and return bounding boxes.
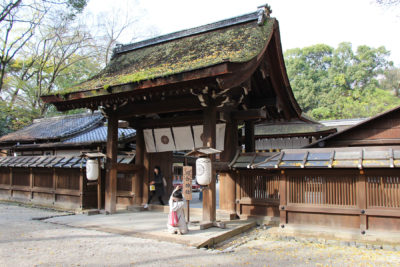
[324,111,400,147]
[232,168,400,233]
[0,167,97,210]
[233,169,280,218]
[280,169,400,232]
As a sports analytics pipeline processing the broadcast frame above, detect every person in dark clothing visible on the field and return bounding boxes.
[144,166,165,208]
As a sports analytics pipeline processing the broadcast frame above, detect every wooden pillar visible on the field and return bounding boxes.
[29,168,33,200]
[279,170,287,227]
[79,169,83,209]
[53,168,56,204]
[202,105,217,222]
[219,172,236,213]
[244,121,255,152]
[142,149,150,205]
[105,112,118,214]
[357,171,367,233]
[134,128,144,205]
[10,167,13,199]
[97,158,102,209]
[220,119,238,213]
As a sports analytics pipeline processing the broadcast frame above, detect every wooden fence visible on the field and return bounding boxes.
[235,169,400,232]
[0,167,96,209]
[0,166,141,210]
[236,170,280,218]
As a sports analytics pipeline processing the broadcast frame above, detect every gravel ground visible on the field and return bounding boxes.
[1,202,399,267]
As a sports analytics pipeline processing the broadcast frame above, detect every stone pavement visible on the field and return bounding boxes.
[43,208,255,248]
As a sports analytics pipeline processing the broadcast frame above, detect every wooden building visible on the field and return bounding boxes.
[229,106,400,234]
[309,105,400,148]
[254,117,336,152]
[42,7,306,221]
[0,112,136,156]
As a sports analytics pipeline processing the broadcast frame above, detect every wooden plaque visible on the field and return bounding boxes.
[183,166,193,201]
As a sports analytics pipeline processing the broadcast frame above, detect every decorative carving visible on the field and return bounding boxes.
[257,4,272,26]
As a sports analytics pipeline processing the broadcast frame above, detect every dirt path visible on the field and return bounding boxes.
[1,203,399,266]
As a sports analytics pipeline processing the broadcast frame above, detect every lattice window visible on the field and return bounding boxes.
[367,176,400,208]
[239,172,279,200]
[288,175,357,206]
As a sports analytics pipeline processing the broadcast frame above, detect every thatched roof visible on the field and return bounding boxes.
[58,12,275,95]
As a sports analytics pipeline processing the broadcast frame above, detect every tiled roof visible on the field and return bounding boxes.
[255,120,335,137]
[0,112,104,143]
[230,146,400,169]
[63,126,136,144]
[0,155,135,169]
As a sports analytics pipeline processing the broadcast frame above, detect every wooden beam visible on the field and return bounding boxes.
[244,121,255,152]
[202,105,217,222]
[116,95,203,119]
[232,109,266,121]
[249,97,276,109]
[115,164,142,172]
[132,114,204,129]
[42,63,230,105]
[105,112,118,214]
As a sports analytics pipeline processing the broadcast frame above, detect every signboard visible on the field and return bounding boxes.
[183,166,193,201]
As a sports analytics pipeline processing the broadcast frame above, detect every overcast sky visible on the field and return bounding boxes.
[86,0,400,66]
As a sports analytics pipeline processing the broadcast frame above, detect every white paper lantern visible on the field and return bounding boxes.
[196,157,212,185]
[86,159,99,181]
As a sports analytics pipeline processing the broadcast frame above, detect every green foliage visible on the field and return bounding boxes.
[285,43,400,120]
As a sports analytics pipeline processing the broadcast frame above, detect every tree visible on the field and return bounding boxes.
[380,67,400,96]
[0,0,88,95]
[285,43,400,120]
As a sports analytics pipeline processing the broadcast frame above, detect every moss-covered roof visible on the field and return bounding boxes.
[59,15,276,95]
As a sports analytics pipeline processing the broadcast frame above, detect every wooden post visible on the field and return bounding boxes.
[358,171,367,233]
[105,112,118,214]
[53,168,56,204]
[79,169,83,209]
[142,149,150,205]
[202,105,217,222]
[10,167,13,199]
[29,168,33,200]
[134,128,144,205]
[219,172,237,214]
[244,121,255,152]
[97,158,102,210]
[220,118,238,214]
[279,170,287,227]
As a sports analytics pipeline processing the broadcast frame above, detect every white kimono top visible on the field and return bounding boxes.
[167,195,188,234]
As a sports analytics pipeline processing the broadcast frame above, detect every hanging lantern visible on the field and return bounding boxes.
[86,159,99,181]
[196,157,212,185]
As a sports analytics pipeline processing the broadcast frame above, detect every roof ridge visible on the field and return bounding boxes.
[32,111,101,124]
[112,11,259,56]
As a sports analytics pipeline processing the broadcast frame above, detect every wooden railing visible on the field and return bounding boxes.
[367,175,400,208]
[288,175,357,207]
[238,171,279,200]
